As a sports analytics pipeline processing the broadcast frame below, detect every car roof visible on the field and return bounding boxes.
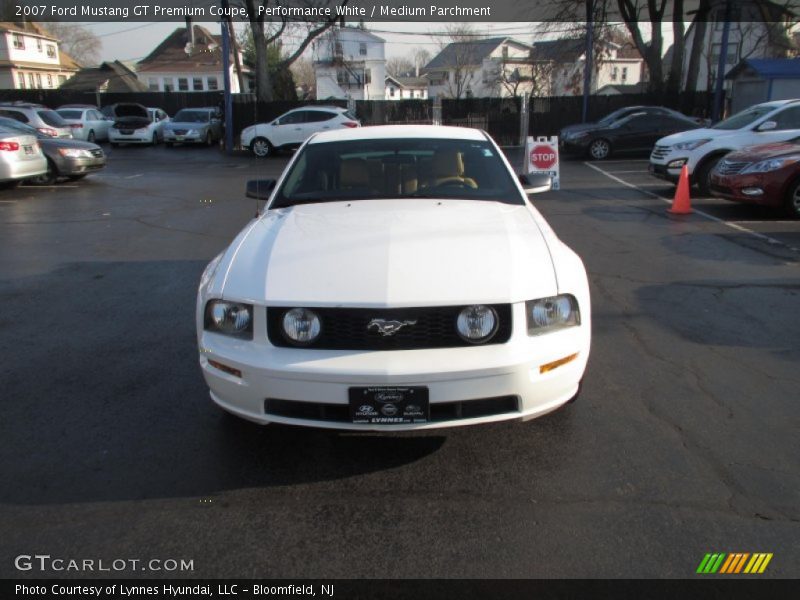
[758,99,800,109]
[288,105,346,113]
[309,124,488,144]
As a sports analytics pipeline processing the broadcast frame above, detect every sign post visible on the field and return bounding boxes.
[524,136,560,190]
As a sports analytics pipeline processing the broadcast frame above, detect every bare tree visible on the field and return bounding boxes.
[291,58,316,99]
[386,56,415,77]
[41,22,99,66]
[429,24,483,99]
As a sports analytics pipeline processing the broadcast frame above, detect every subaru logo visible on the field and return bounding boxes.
[367,318,417,336]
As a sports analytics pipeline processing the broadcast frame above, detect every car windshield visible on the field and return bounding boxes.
[57,110,83,120]
[0,117,44,138]
[598,108,636,125]
[712,106,775,130]
[272,137,523,208]
[37,110,68,127]
[173,110,209,123]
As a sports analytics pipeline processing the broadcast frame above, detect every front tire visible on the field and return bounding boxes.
[694,155,722,196]
[87,130,95,143]
[784,179,800,219]
[588,138,611,160]
[151,133,159,146]
[206,131,213,146]
[250,137,271,158]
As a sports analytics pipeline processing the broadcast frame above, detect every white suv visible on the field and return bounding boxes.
[649,99,800,194]
[240,106,360,157]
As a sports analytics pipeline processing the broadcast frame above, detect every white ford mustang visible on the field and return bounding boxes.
[197,125,591,430]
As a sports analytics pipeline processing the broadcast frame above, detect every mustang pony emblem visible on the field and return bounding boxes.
[367,318,417,336]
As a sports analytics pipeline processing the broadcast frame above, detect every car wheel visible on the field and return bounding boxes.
[66,174,87,182]
[87,130,95,143]
[784,179,800,219]
[206,131,213,146]
[250,137,271,158]
[152,133,159,146]
[588,139,611,160]
[694,156,722,197]
[0,180,21,190]
[30,159,58,185]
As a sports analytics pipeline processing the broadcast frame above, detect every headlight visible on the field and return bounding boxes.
[282,308,321,345]
[456,305,498,343]
[526,295,580,335]
[672,139,711,151]
[57,148,93,158]
[205,300,253,338]
[741,154,800,174]
[187,129,199,136]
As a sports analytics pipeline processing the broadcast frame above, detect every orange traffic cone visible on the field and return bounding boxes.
[668,165,692,215]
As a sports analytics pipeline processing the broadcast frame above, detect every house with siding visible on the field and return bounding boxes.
[313,27,386,100]
[0,22,79,90]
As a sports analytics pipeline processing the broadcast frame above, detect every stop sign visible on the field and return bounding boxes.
[530,145,557,170]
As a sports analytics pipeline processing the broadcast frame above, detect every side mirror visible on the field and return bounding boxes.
[757,120,777,132]
[519,173,552,195]
[246,179,276,200]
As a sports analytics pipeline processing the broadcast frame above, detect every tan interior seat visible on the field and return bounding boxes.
[426,150,477,189]
[339,158,371,191]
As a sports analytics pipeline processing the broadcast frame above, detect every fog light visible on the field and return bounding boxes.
[667,159,687,168]
[741,187,764,196]
[208,359,242,378]
[539,353,579,374]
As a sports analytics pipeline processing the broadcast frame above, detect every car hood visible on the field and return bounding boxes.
[657,127,723,145]
[166,121,207,129]
[560,123,598,136]
[112,103,148,119]
[214,199,559,307]
[726,141,800,162]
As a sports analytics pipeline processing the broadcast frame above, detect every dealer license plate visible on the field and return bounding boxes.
[349,386,429,424]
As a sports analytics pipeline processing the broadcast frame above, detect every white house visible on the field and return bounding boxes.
[312,27,386,100]
[385,75,428,100]
[424,37,535,98]
[0,22,79,90]
[136,24,248,93]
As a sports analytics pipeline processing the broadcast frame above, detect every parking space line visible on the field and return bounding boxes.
[584,161,800,253]
[124,174,143,179]
[0,200,17,203]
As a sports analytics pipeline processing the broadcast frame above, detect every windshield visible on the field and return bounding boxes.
[272,138,523,208]
[0,117,44,137]
[173,110,209,123]
[57,110,83,120]
[712,106,775,130]
[37,110,68,128]
[598,108,636,125]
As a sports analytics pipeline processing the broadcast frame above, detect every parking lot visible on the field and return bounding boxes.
[1,145,798,578]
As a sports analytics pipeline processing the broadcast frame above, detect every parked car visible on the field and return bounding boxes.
[55,107,110,143]
[0,126,47,189]
[560,106,703,141]
[0,117,106,185]
[649,99,800,195]
[709,138,800,218]
[560,109,700,160]
[197,125,591,430]
[0,102,73,139]
[240,106,360,157]
[163,108,222,146]
[108,105,169,146]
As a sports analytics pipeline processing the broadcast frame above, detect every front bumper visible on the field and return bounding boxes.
[648,161,684,182]
[53,155,106,176]
[709,171,785,208]
[165,131,205,144]
[198,303,590,431]
[109,131,153,144]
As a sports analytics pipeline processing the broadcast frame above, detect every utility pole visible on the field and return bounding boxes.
[582,0,594,123]
[712,0,732,122]
[220,0,234,153]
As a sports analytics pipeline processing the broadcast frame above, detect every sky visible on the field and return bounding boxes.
[85,21,666,66]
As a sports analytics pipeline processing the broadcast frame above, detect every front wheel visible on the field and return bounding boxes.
[588,139,611,160]
[694,156,722,197]
[784,179,800,219]
[87,130,95,143]
[250,137,271,158]
[206,131,213,146]
[151,133,159,146]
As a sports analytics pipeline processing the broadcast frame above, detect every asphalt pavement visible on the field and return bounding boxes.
[1,145,798,579]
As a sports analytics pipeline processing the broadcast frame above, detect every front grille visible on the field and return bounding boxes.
[715,159,750,175]
[264,396,520,423]
[173,129,188,135]
[266,305,512,350]
[90,149,103,157]
[650,145,670,160]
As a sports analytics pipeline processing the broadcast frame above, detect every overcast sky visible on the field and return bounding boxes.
[85,21,667,65]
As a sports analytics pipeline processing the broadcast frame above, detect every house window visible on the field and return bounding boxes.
[193,77,203,91]
[621,67,628,82]
[502,46,509,59]
[711,43,739,65]
[611,67,618,81]
[18,73,25,89]
[337,70,347,85]
[35,73,42,88]
[46,45,56,58]
[334,42,343,56]
[359,42,367,56]
[163,78,174,92]
[178,77,189,91]
[207,76,218,90]
[364,69,371,85]
[389,87,395,97]
[46,74,52,87]
[148,77,159,91]
[36,38,42,52]
[13,34,24,49]
[58,75,66,85]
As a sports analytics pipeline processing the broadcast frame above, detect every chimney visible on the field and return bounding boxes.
[185,17,195,48]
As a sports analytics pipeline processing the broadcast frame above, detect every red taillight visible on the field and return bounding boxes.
[69,123,83,129]
[342,121,359,128]
[38,127,57,137]
[0,141,20,151]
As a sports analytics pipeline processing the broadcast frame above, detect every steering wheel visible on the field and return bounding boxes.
[431,177,478,190]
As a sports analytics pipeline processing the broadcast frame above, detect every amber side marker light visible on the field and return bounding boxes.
[208,359,242,378]
[539,353,579,374]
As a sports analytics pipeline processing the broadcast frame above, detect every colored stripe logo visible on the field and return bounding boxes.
[697,553,772,574]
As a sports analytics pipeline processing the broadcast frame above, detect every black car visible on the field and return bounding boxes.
[560,107,701,160]
[0,117,106,185]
